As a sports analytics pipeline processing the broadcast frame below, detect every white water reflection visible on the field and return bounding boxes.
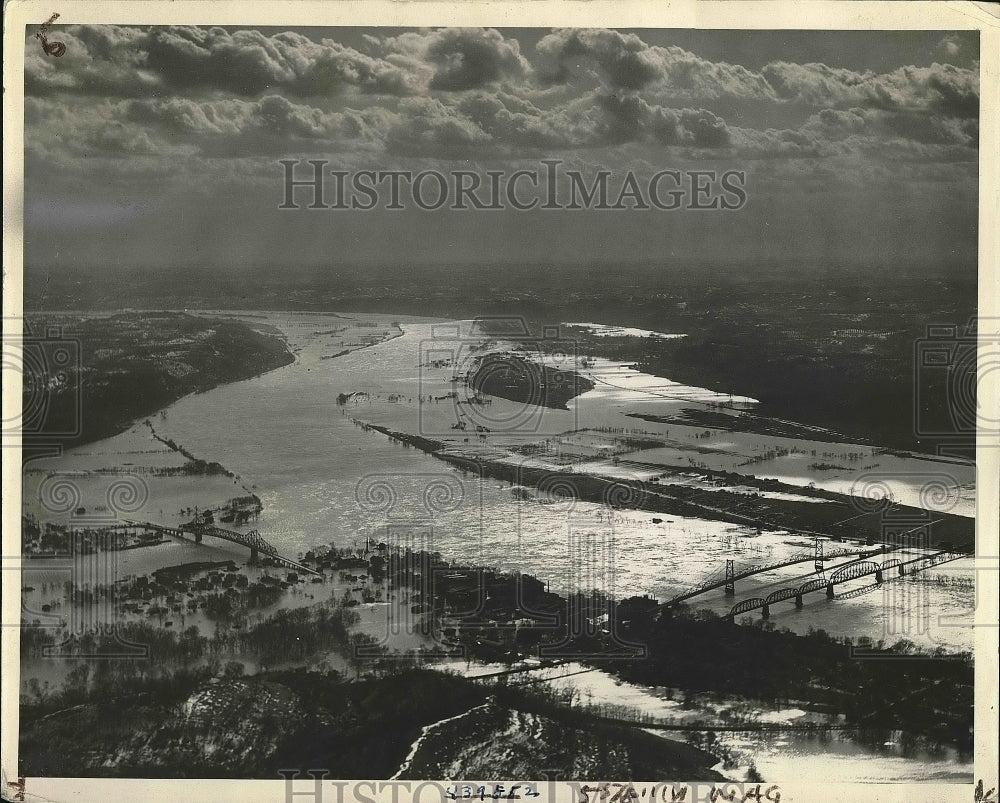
[427,659,972,783]
[20,311,976,782]
[24,312,975,653]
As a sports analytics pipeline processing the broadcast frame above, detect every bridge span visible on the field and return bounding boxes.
[726,549,967,620]
[662,542,872,608]
[124,520,320,575]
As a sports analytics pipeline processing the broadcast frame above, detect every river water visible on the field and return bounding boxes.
[21,310,976,782]
[25,311,975,651]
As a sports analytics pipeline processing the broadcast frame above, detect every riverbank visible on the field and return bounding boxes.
[24,311,297,449]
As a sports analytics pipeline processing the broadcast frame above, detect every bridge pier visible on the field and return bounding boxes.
[899,564,906,576]
[794,593,803,609]
[761,603,770,619]
[250,547,259,563]
[826,582,835,599]
[193,530,202,544]
[875,569,884,584]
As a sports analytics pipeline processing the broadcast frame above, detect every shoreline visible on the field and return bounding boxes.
[23,309,413,452]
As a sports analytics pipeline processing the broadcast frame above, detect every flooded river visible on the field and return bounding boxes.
[21,311,977,782]
[24,311,975,652]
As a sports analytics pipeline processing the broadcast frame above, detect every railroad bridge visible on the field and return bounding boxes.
[725,549,965,620]
[662,538,866,609]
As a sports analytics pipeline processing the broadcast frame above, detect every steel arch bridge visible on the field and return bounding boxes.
[829,560,882,585]
[663,543,862,608]
[798,577,830,595]
[193,525,274,559]
[730,563,886,619]
[728,597,769,620]
[726,550,970,622]
[124,520,318,574]
[764,587,800,607]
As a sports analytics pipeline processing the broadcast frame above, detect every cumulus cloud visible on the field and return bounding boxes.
[143,27,428,96]
[729,104,978,162]
[129,94,395,156]
[26,25,541,100]
[385,96,492,155]
[84,122,158,155]
[457,92,569,149]
[427,28,531,91]
[593,93,732,147]
[934,34,963,60]
[26,25,430,98]
[25,25,160,96]
[532,29,979,123]
[536,28,776,101]
[380,88,737,156]
[21,25,980,176]
[760,60,978,117]
[25,93,397,168]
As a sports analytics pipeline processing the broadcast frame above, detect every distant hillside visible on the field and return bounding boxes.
[22,312,295,447]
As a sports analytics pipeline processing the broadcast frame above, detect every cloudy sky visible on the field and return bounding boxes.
[22,26,979,273]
